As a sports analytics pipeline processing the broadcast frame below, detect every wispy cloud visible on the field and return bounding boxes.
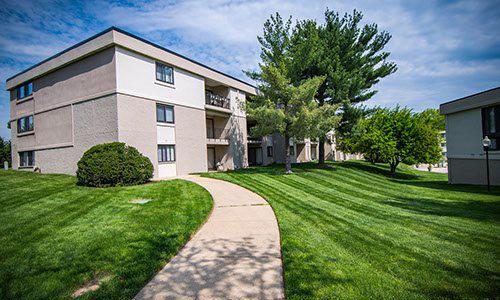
[1,0,499,138]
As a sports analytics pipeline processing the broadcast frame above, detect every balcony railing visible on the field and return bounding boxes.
[207,127,231,144]
[247,136,262,144]
[205,91,230,109]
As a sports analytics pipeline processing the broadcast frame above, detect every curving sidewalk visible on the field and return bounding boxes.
[134,175,285,300]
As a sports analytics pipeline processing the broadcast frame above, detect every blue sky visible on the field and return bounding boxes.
[1,0,499,139]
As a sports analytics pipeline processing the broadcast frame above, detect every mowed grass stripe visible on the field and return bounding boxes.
[203,161,500,299]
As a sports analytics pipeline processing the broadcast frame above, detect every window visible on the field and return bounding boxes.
[267,146,273,157]
[482,105,500,150]
[156,62,174,84]
[290,146,295,156]
[158,145,175,162]
[17,82,33,99]
[19,151,35,167]
[17,115,34,133]
[156,104,174,123]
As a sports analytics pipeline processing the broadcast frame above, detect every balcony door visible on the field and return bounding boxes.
[206,118,214,139]
[207,147,216,170]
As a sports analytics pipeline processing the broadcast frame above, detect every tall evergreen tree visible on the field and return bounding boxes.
[291,9,397,164]
[247,13,325,173]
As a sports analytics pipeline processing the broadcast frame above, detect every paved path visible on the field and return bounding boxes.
[135,175,284,300]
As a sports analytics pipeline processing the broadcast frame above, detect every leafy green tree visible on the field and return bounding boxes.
[248,13,325,173]
[351,107,442,175]
[336,104,374,153]
[0,137,11,168]
[418,108,445,131]
[290,9,397,164]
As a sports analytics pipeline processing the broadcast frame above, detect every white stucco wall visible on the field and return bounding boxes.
[446,108,485,158]
[228,88,246,117]
[115,47,205,110]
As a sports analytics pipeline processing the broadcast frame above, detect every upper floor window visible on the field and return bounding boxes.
[17,82,33,99]
[19,151,35,167]
[17,115,34,133]
[156,62,174,84]
[482,105,500,150]
[156,104,174,123]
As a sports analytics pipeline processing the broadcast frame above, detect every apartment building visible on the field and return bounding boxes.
[7,27,256,178]
[440,87,499,186]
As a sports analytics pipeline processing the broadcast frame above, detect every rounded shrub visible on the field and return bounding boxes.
[77,142,153,187]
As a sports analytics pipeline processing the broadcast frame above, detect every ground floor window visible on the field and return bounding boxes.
[290,146,295,156]
[158,145,175,162]
[19,151,34,167]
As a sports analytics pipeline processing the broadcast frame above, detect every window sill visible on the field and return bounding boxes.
[16,95,34,104]
[157,122,175,127]
[19,166,34,169]
[159,161,176,165]
[154,81,175,89]
[17,131,34,137]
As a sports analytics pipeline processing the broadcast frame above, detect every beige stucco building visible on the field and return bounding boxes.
[7,27,256,178]
[440,87,500,186]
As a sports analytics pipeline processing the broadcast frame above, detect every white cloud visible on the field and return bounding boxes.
[1,0,499,139]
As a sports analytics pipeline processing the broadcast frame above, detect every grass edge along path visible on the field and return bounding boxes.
[0,170,213,300]
[203,161,500,299]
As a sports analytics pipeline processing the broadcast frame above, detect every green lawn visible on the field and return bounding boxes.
[0,170,212,300]
[203,161,500,299]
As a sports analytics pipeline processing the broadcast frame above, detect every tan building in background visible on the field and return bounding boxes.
[7,27,256,178]
[440,87,500,186]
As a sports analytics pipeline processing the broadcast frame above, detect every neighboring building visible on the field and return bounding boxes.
[7,27,256,178]
[440,87,500,186]
[247,126,361,166]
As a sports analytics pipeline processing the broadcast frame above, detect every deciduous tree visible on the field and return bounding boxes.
[351,107,442,175]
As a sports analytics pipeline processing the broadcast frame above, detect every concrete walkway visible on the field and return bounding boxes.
[135,175,284,300]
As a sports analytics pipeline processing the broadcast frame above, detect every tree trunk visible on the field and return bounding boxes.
[284,131,292,174]
[318,137,325,165]
[389,159,399,176]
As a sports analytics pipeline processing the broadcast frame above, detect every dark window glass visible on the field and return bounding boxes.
[17,115,34,133]
[155,62,174,84]
[158,145,175,162]
[156,104,174,123]
[27,82,33,96]
[290,146,295,156]
[267,146,273,157]
[482,105,500,150]
[19,151,35,167]
[16,82,33,99]
[17,86,25,99]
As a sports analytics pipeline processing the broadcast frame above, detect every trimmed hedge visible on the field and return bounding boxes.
[77,142,153,187]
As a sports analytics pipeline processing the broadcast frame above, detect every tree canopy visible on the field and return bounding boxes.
[290,9,397,163]
[247,13,329,173]
[349,107,443,175]
[0,137,11,168]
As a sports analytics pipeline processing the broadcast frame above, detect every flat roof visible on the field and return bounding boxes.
[439,87,500,115]
[6,27,257,95]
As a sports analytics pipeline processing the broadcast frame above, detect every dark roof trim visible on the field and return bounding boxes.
[6,26,256,89]
[440,86,500,106]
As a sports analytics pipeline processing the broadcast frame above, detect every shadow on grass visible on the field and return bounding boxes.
[383,196,500,222]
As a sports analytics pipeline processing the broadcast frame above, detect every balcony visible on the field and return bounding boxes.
[247,136,262,144]
[207,127,230,145]
[205,91,230,110]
